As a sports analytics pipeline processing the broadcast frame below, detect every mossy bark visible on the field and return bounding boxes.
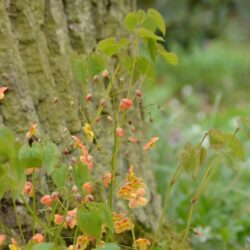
[0,0,162,246]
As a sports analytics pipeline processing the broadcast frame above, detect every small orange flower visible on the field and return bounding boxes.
[135,238,151,250]
[40,194,53,206]
[0,86,8,100]
[128,188,148,209]
[116,127,124,138]
[119,98,133,112]
[112,212,134,234]
[54,214,64,225]
[102,172,112,188]
[74,235,90,250]
[23,181,34,197]
[65,208,77,229]
[80,147,94,171]
[82,182,93,194]
[71,136,84,149]
[128,137,138,143]
[25,123,38,140]
[0,234,6,247]
[32,233,44,243]
[143,137,159,151]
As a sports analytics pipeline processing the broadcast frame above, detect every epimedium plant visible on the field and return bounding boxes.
[0,8,250,250]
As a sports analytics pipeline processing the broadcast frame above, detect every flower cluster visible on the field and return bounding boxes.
[112,212,134,234]
[117,166,148,209]
[71,135,94,171]
[54,208,77,229]
[135,238,151,250]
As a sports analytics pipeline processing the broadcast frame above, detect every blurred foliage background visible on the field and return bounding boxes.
[137,0,250,249]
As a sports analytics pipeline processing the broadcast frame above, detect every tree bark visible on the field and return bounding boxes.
[0,0,162,245]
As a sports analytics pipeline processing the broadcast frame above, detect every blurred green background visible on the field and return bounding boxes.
[138,0,250,249]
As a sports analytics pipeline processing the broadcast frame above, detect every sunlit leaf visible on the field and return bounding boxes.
[97,38,129,56]
[136,28,164,41]
[147,9,166,35]
[18,142,43,168]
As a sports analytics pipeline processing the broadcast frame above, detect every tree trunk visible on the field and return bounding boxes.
[0,0,162,245]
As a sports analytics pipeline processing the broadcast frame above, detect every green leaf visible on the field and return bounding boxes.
[88,53,106,77]
[77,202,114,238]
[93,202,114,233]
[147,9,166,35]
[136,28,164,41]
[0,125,16,163]
[51,165,67,188]
[95,243,121,250]
[70,53,86,82]
[237,117,250,139]
[18,142,43,168]
[77,206,103,238]
[147,39,157,61]
[31,243,53,250]
[179,143,201,179]
[223,134,244,161]
[158,50,178,65]
[208,129,244,161]
[72,163,90,189]
[43,141,60,175]
[123,10,145,32]
[97,37,129,56]
[208,129,225,150]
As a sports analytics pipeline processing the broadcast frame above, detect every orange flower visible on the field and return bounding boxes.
[32,233,44,243]
[0,86,8,100]
[143,137,159,151]
[128,188,148,209]
[116,127,124,138]
[119,98,133,112]
[117,166,147,209]
[0,234,6,247]
[71,136,84,149]
[25,123,38,140]
[82,182,93,194]
[102,172,112,188]
[128,137,138,143]
[74,235,90,250]
[23,181,34,197]
[40,194,53,206]
[112,212,134,234]
[135,238,151,250]
[54,214,64,225]
[65,208,77,229]
[80,147,94,171]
